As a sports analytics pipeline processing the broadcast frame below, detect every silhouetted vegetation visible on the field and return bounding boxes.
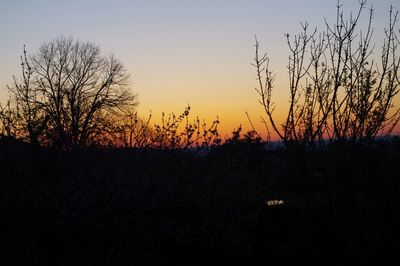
[254,0,400,148]
[1,137,399,265]
[1,37,137,148]
[1,1,399,265]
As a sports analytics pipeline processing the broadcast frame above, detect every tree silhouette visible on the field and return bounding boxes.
[4,36,137,148]
[254,0,400,147]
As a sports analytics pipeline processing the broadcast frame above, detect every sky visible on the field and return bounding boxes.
[0,0,398,139]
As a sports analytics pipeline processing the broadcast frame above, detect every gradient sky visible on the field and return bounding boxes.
[0,0,398,138]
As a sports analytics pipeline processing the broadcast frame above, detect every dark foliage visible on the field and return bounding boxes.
[0,138,399,265]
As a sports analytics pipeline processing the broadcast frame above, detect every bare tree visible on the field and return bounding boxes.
[7,36,137,148]
[254,1,400,147]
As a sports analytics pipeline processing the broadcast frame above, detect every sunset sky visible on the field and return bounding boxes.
[0,0,398,139]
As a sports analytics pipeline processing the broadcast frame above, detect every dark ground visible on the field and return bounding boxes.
[0,137,399,265]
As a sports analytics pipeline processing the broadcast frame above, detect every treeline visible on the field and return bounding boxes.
[1,124,399,265]
[1,0,400,150]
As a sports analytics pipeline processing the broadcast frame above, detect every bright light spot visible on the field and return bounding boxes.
[265,200,285,206]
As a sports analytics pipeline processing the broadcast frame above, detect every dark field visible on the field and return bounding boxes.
[1,138,400,265]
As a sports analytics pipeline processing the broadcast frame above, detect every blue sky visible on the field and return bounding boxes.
[0,0,397,135]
